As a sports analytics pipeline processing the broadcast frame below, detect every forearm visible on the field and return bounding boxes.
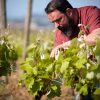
[84,28,100,45]
[61,41,71,49]
[50,40,71,58]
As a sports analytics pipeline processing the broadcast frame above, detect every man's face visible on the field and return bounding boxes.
[47,9,74,36]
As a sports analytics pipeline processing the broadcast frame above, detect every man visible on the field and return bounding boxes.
[45,0,100,58]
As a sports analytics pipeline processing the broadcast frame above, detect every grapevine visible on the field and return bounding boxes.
[20,33,100,99]
[0,35,18,76]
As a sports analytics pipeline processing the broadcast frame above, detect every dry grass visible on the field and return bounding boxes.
[0,68,33,100]
[0,68,76,100]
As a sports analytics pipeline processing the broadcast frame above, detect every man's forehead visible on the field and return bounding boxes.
[47,10,62,21]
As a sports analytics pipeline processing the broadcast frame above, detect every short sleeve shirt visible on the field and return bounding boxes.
[54,6,100,47]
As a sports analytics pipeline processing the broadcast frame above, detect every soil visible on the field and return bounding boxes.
[0,68,76,100]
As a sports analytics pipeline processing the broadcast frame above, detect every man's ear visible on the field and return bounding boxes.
[66,8,72,17]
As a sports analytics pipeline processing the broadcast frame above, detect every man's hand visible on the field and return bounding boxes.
[50,41,71,58]
[50,45,62,58]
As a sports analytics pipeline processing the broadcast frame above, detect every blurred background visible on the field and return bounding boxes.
[7,0,100,30]
[0,0,100,100]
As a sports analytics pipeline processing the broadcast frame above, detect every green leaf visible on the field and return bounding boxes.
[38,74,49,79]
[25,77,34,90]
[95,41,100,56]
[55,64,61,74]
[51,85,57,90]
[19,73,28,81]
[32,67,38,75]
[60,61,69,73]
[94,88,100,95]
[76,83,82,91]
[31,81,43,96]
[27,43,36,53]
[46,64,53,73]
[26,57,33,62]
[9,49,18,60]
[74,57,87,69]
[79,84,88,95]
[20,63,33,74]
[47,85,61,98]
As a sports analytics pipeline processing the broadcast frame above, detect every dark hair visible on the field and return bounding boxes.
[45,0,73,14]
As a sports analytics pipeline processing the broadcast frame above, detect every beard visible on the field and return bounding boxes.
[57,16,75,37]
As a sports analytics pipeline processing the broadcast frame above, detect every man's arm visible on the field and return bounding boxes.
[50,40,71,58]
[85,28,100,45]
[50,28,100,58]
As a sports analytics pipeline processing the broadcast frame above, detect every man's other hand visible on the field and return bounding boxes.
[50,41,71,58]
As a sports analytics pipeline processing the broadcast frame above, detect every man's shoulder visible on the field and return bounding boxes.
[76,6,99,11]
[75,6,100,34]
[76,6,100,19]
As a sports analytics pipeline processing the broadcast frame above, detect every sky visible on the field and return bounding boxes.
[7,0,100,19]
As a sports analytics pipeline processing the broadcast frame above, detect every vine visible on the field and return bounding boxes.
[0,35,18,76]
[20,33,100,99]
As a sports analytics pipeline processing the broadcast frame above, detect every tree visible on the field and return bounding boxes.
[23,0,33,59]
[0,0,7,30]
